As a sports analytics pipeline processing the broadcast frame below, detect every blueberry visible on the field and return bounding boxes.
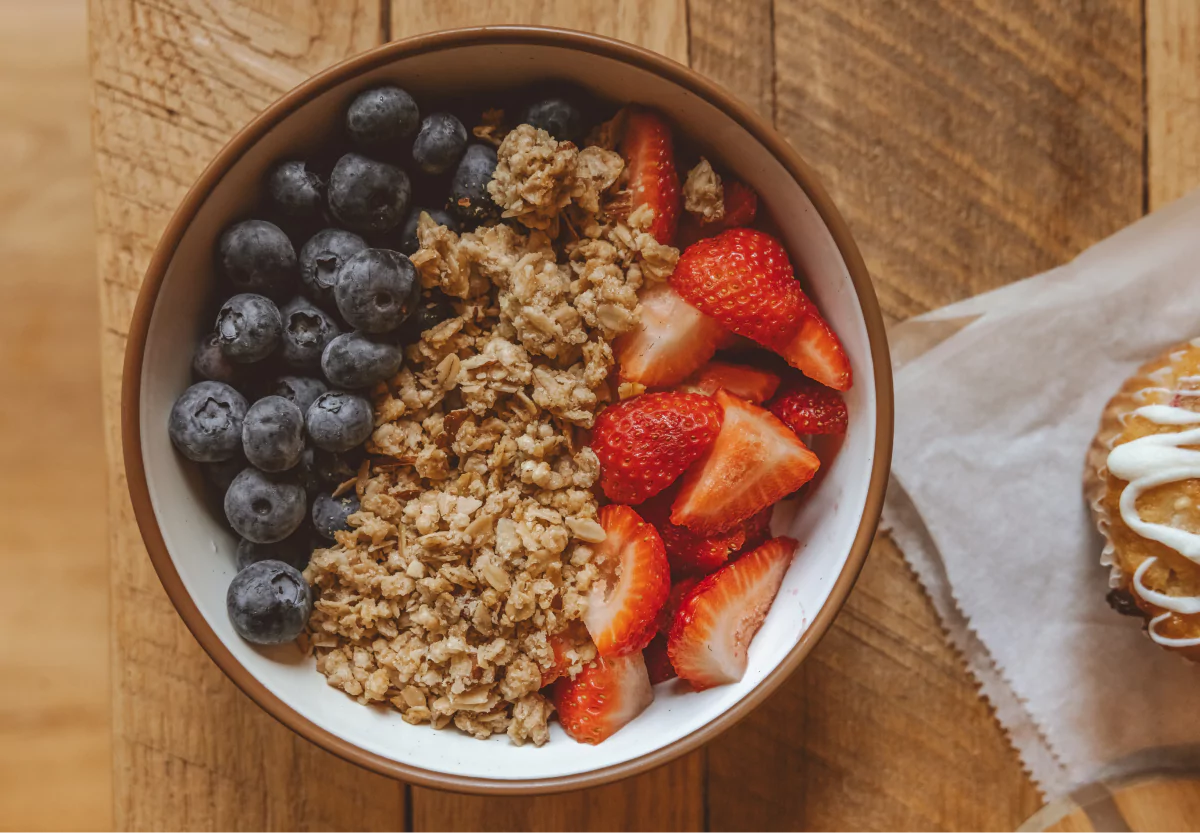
[203,453,246,495]
[241,395,305,472]
[312,490,361,539]
[226,559,312,645]
[224,467,307,543]
[266,160,325,227]
[346,86,420,155]
[192,331,240,385]
[278,296,340,370]
[521,97,584,144]
[289,446,321,495]
[217,219,297,299]
[327,152,412,235]
[397,207,458,256]
[215,293,282,364]
[298,228,368,309]
[398,290,456,344]
[270,375,328,414]
[321,331,404,389]
[305,391,374,453]
[236,526,313,573]
[168,381,248,462]
[313,446,364,483]
[334,248,419,334]
[412,112,468,176]
[449,144,498,224]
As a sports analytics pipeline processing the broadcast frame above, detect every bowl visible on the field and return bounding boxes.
[122,25,893,794]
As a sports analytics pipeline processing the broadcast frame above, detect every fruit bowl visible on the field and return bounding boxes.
[123,26,892,793]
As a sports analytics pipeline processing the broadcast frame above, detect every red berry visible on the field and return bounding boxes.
[767,379,849,436]
[620,107,681,245]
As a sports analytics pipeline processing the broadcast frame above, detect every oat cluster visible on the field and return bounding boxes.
[304,122,681,745]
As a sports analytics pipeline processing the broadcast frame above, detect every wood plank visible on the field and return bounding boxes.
[91,1,407,829]
[0,1,110,828]
[687,0,774,120]
[1147,0,1200,209]
[388,2,701,829]
[704,0,1142,829]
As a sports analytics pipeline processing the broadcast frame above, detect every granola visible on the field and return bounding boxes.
[683,157,724,222]
[304,122,678,745]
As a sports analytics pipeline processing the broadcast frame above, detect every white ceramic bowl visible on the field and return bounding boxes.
[123,26,893,793]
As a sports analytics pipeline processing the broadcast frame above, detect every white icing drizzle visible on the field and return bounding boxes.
[1133,557,1200,614]
[1148,613,1200,647]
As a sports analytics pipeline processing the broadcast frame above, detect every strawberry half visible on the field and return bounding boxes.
[643,634,676,685]
[671,391,820,535]
[685,361,782,404]
[584,505,671,656]
[777,312,852,391]
[592,391,723,505]
[768,379,848,436]
[620,107,680,245]
[615,283,726,387]
[678,178,759,247]
[554,652,654,744]
[641,487,773,577]
[672,228,810,351]
[540,628,587,688]
[667,537,798,690]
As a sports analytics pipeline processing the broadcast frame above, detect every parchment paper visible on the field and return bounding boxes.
[883,188,1200,796]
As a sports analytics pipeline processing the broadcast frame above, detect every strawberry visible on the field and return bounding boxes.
[615,283,727,387]
[685,361,781,404]
[657,576,701,633]
[620,107,680,245]
[768,379,848,436]
[643,634,676,685]
[584,505,671,656]
[671,391,820,535]
[554,652,654,744]
[641,488,771,577]
[540,629,586,689]
[667,537,798,690]
[777,311,852,391]
[678,178,759,247]
[671,228,810,351]
[592,391,723,505]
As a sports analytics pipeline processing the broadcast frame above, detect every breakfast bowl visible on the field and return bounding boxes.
[122,25,892,793]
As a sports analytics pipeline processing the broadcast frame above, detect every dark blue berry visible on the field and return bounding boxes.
[215,293,281,364]
[328,152,411,235]
[278,296,340,370]
[346,86,420,155]
[313,447,363,483]
[270,375,328,414]
[334,248,419,333]
[298,228,368,309]
[226,559,312,644]
[203,453,246,495]
[224,467,307,544]
[217,219,297,299]
[192,331,241,385]
[241,395,305,472]
[397,207,458,256]
[521,97,584,144]
[321,331,404,389]
[168,381,248,462]
[305,391,373,453]
[266,160,325,227]
[312,490,361,539]
[398,291,456,344]
[412,112,468,175]
[449,144,498,224]
[289,446,321,495]
[236,526,312,573]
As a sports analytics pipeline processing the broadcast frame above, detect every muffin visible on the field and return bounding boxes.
[1086,339,1200,659]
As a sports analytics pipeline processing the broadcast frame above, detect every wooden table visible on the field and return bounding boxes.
[92,1,1200,829]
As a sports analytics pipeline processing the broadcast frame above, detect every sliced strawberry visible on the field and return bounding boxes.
[643,634,677,685]
[667,537,798,690]
[678,179,759,247]
[777,312,852,391]
[685,361,782,404]
[671,391,820,535]
[657,576,701,633]
[768,379,848,436]
[540,629,590,688]
[620,107,680,245]
[641,488,763,577]
[554,652,654,744]
[741,505,774,552]
[713,330,758,352]
[584,505,671,656]
[671,228,810,351]
[592,391,723,505]
[615,284,726,387]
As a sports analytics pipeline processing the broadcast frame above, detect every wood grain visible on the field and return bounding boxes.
[1147,0,1200,209]
[91,1,406,829]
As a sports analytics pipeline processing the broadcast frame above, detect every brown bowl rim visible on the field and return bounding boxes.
[122,24,894,795]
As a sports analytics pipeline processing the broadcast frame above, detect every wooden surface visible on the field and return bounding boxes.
[87,1,1200,830]
[0,1,111,829]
